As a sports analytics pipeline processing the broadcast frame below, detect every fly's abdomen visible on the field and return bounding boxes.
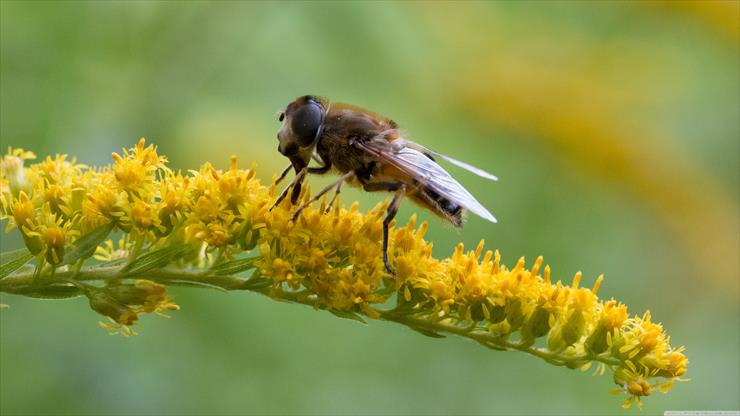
[417,186,464,227]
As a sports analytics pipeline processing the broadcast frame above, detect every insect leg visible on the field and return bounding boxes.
[292,171,354,222]
[307,162,332,175]
[289,168,308,205]
[363,182,402,192]
[382,184,407,275]
[324,179,346,213]
[308,154,332,175]
[274,163,293,186]
[271,167,307,211]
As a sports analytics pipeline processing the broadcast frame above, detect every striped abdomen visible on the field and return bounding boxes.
[412,186,464,227]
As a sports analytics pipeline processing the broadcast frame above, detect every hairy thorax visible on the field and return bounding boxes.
[317,105,396,176]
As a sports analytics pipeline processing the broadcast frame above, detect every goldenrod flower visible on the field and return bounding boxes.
[0,140,688,409]
[1,148,35,197]
[111,137,168,198]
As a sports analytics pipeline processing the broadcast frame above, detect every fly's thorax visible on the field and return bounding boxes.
[314,133,370,174]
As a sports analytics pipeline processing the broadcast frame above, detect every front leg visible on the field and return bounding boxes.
[308,153,332,174]
[307,163,331,175]
[274,163,292,186]
[271,167,307,211]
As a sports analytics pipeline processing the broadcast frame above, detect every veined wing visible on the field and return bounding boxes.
[354,138,497,223]
[392,138,498,181]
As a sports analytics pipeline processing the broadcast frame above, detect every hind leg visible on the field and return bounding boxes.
[361,181,404,274]
[380,184,407,275]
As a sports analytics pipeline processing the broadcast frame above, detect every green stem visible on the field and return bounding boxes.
[0,265,621,369]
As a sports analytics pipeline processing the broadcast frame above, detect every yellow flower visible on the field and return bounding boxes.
[85,280,179,336]
[43,183,67,215]
[158,173,191,234]
[107,280,179,315]
[8,191,43,255]
[1,147,35,196]
[10,191,35,231]
[0,141,688,408]
[83,181,128,228]
[111,138,167,198]
[130,197,164,240]
[585,299,628,354]
[31,153,84,188]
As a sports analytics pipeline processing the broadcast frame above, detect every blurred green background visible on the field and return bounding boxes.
[1,1,738,415]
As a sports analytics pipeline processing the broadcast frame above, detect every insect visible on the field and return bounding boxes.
[273,95,498,274]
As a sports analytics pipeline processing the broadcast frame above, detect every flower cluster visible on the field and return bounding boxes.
[0,140,687,408]
[86,279,179,336]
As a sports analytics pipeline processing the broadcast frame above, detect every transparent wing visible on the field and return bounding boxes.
[394,138,498,181]
[355,139,497,223]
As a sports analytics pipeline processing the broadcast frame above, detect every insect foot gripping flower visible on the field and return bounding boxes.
[0,140,688,408]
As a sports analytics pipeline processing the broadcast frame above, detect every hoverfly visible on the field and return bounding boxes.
[273,95,497,274]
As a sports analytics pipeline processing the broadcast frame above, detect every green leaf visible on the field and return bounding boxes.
[98,257,128,268]
[63,222,115,265]
[0,248,34,279]
[123,244,191,275]
[240,277,273,290]
[409,326,446,339]
[209,256,259,276]
[481,342,507,351]
[14,285,83,299]
[165,279,228,292]
[329,309,368,325]
[373,285,396,296]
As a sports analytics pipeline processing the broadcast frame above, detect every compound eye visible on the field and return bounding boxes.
[290,102,323,146]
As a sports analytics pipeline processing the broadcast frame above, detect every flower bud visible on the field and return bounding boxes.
[586,300,628,354]
[11,192,44,254]
[505,299,526,331]
[106,280,178,314]
[88,291,138,325]
[613,366,652,397]
[520,306,551,344]
[1,150,34,196]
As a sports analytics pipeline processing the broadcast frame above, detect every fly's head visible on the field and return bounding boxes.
[277,95,327,172]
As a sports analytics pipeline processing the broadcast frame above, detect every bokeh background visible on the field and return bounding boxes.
[1,1,738,415]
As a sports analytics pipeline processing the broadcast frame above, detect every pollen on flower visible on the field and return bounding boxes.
[0,142,688,408]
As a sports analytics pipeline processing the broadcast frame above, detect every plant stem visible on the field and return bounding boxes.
[0,265,621,368]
